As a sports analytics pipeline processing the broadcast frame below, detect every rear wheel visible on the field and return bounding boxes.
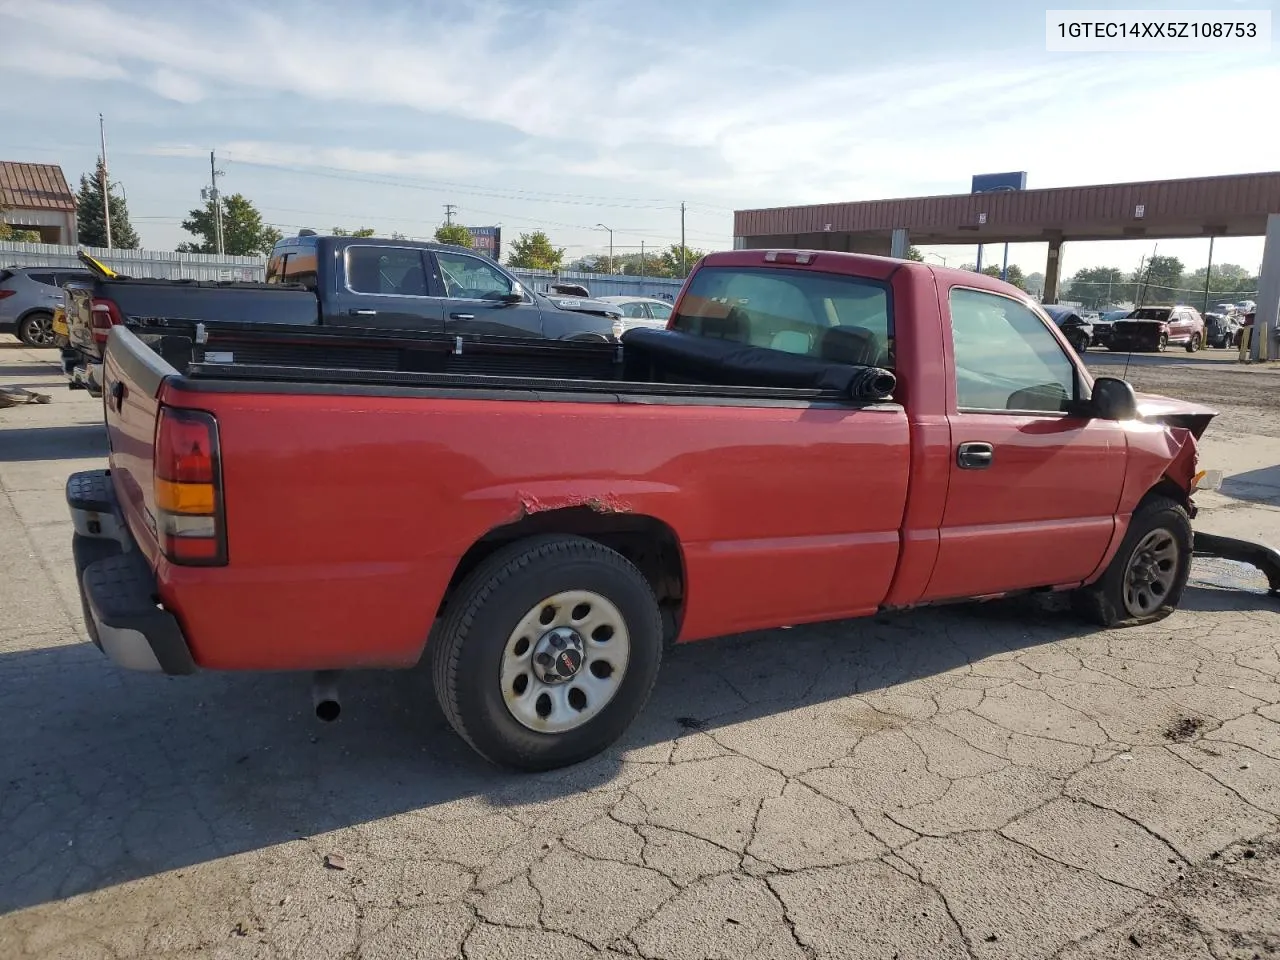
[431,535,663,770]
[17,311,55,347]
[1072,495,1191,628]
[1186,333,1202,353]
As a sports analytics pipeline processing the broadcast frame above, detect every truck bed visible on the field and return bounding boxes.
[126,319,899,405]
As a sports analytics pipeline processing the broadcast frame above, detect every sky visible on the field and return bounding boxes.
[1,0,1277,284]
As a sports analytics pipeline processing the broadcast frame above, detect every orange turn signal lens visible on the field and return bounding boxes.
[155,478,216,515]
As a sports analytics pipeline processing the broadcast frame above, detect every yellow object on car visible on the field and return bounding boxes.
[52,304,68,337]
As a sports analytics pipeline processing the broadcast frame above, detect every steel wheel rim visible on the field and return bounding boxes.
[500,590,631,734]
[1123,528,1179,617]
[26,315,54,346]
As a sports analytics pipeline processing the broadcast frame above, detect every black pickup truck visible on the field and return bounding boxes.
[63,237,622,394]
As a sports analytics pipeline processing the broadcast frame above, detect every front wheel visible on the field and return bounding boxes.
[1072,495,1192,627]
[431,535,663,770]
[17,311,55,347]
[1186,333,1202,353]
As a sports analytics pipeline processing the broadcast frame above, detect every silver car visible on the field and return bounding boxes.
[597,296,674,338]
[0,266,95,346]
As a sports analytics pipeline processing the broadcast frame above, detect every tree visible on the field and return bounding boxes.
[177,193,282,256]
[332,226,375,237]
[75,159,139,249]
[979,263,1027,290]
[905,246,924,261]
[1133,255,1183,306]
[1066,266,1127,309]
[659,244,706,278]
[434,223,473,248]
[507,230,565,271]
[1023,271,1045,297]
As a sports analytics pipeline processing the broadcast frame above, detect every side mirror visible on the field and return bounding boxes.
[1089,376,1138,421]
[500,283,524,305]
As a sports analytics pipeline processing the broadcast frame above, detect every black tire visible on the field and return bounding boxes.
[1185,333,1202,353]
[17,311,55,347]
[431,535,663,771]
[1072,495,1192,628]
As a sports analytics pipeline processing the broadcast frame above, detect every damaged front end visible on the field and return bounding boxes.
[1135,393,1280,596]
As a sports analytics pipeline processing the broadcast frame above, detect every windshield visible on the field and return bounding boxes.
[1127,308,1171,321]
[671,266,894,368]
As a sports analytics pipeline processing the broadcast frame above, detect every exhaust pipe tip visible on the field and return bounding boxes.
[311,670,341,722]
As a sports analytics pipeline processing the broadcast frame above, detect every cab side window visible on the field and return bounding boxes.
[950,287,1076,413]
[436,252,514,300]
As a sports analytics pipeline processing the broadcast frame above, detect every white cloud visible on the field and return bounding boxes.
[2,0,1276,264]
[148,68,204,104]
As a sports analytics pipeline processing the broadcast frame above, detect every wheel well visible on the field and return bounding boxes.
[1141,477,1191,512]
[440,507,686,637]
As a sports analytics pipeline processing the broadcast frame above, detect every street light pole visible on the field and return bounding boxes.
[923,252,949,267]
[98,114,113,249]
[596,223,613,274]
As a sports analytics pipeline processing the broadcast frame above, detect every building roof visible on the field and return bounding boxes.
[0,162,76,212]
[735,171,1280,244]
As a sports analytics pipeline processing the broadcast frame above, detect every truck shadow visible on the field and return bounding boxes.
[1220,465,1280,506]
[0,581,1270,915]
[0,424,106,463]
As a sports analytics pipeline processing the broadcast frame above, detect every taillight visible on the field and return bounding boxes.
[0,290,16,300]
[91,298,124,345]
[154,407,227,566]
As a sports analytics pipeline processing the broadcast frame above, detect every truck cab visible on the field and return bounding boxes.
[266,234,621,340]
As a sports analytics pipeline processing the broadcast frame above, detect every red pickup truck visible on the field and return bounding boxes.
[68,249,1268,770]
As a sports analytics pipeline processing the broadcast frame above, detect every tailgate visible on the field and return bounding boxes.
[102,327,227,570]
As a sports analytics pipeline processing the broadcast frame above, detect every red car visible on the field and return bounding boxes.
[68,250,1274,769]
[1108,305,1207,353]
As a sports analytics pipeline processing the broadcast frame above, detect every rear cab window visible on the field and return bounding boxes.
[344,246,430,297]
[669,266,894,369]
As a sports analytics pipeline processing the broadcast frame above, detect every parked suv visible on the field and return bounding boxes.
[1108,305,1205,353]
[0,266,96,345]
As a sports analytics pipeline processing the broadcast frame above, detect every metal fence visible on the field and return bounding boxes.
[1,241,688,299]
[0,241,267,281]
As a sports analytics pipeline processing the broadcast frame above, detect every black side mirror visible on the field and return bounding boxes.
[1089,376,1138,421]
[500,283,525,305]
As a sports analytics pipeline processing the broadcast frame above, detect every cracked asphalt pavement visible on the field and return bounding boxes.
[2,339,1279,959]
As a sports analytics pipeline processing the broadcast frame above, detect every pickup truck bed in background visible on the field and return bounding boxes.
[68,248,1255,771]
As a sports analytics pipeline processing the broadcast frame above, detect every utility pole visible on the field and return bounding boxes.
[206,151,225,255]
[640,240,645,277]
[98,114,113,249]
[680,202,687,278]
[1202,236,1215,314]
[443,204,457,225]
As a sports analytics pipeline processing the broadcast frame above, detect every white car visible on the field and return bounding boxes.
[598,296,674,338]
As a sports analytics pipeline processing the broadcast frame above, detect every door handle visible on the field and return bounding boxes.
[957,441,994,469]
[450,313,475,320]
[349,309,377,317]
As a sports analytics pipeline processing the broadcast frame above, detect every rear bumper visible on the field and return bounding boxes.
[67,469,197,675]
[1193,531,1280,595]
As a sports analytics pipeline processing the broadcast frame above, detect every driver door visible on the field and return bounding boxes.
[922,286,1128,601]
[434,250,543,338]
